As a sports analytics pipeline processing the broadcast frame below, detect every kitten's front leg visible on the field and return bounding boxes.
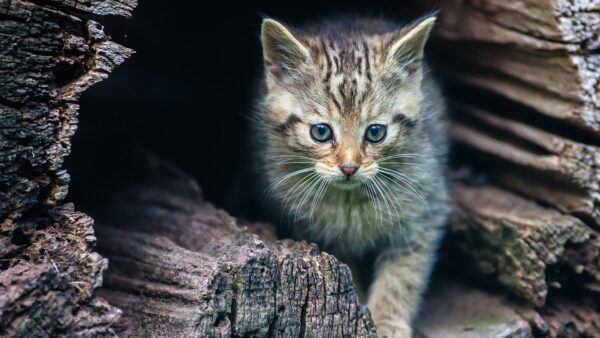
[367,229,440,338]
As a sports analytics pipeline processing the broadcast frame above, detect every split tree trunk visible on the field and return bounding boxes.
[2,0,600,337]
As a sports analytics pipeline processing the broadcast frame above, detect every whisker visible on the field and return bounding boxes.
[265,160,315,168]
[293,176,322,227]
[376,153,421,163]
[378,167,422,187]
[280,172,318,224]
[374,174,405,236]
[367,180,384,224]
[266,154,317,162]
[377,161,420,167]
[374,175,402,225]
[370,178,393,223]
[263,167,314,203]
[285,173,321,226]
[378,169,431,217]
[362,181,378,222]
[309,179,329,227]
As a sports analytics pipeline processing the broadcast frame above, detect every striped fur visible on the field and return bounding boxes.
[255,15,450,337]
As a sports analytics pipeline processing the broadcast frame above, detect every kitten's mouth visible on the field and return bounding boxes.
[333,178,362,190]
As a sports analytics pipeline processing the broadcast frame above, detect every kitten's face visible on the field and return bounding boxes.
[263,75,420,191]
[260,17,435,194]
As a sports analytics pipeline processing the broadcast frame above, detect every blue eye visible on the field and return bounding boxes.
[310,124,333,142]
[365,124,386,143]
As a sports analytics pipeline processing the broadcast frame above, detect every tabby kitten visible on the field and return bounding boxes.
[255,14,450,337]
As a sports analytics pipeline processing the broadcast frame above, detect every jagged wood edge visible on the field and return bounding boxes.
[95,154,377,337]
[0,0,134,336]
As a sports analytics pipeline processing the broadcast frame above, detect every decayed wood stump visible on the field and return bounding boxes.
[0,0,134,336]
[94,153,377,337]
[417,283,535,337]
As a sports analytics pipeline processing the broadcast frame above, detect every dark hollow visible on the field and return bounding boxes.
[66,0,426,221]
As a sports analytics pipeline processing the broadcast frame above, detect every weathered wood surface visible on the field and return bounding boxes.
[95,154,377,337]
[417,283,535,337]
[451,103,600,226]
[0,0,134,336]
[0,0,135,222]
[452,182,592,307]
[416,282,600,338]
[0,204,121,336]
[417,0,600,134]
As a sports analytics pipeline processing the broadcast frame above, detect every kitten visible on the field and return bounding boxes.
[255,14,450,337]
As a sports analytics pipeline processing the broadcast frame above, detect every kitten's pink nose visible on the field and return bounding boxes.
[339,164,359,176]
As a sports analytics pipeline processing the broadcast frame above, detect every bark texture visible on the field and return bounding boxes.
[0,0,134,336]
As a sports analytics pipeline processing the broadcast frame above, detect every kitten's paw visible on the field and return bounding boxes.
[375,321,412,338]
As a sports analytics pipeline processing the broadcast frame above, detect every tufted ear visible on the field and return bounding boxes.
[386,15,436,76]
[261,18,311,80]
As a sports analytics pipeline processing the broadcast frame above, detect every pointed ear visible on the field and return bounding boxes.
[261,18,311,79]
[386,16,436,74]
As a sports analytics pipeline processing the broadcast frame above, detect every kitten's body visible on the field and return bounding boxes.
[255,15,450,337]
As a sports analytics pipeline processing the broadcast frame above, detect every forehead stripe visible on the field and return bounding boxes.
[321,39,332,83]
[362,40,372,82]
[325,83,343,112]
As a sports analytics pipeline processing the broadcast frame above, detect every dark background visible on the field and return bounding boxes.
[66,1,433,221]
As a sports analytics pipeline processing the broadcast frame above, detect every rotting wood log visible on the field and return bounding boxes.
[539,291,600,337]
[445,102,600,310]
[0,0,135,222]
[94,153,377,337]
[0,0,134,336]
[405,0,600,316]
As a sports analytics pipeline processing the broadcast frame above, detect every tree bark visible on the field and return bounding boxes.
[0,0,134,336]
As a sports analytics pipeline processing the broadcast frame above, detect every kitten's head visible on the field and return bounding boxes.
[258,15,435,192]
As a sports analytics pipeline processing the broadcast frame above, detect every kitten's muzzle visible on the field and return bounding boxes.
[339,164,359,177]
